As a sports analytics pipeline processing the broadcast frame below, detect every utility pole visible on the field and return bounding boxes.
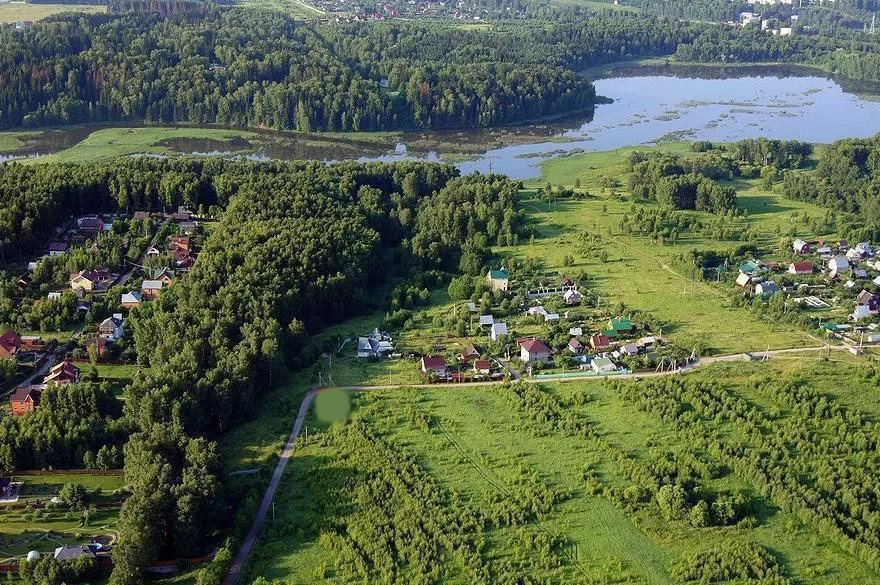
[872,13,876,35]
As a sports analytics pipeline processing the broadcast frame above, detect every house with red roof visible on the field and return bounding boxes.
[44,361,79,386]
[589,334,611,350]
[421,356,447,377]
[518,339,551,363]
[568,338,583,354]
[788,261,813,275]
[0,330,22,359]
[473,359,491,375]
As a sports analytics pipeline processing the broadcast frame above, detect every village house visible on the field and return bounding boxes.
[44,361,79,386]
[54,546,96,562]
[459,344,480,362]
[526,306,548,317]
[48,242,68,256]
[421,356,447,378]
[608,317,633,334]
[0,330,22,359]
[563,289,582,305]
[568,338,583,354]
[176,255,195,270]
[69,269,110,292]
[591,356,617,374]
[792,239,810,254]
[490,322,508,341]
[788,261,813,275]
[479,314,495,327]
[569,327,583,336]
[10,386,41,416]
[828,256,850,277]
[145,246,161,257]
[619,343,640,357]
[76,215,104,235]
[736,272,755,288]
[856,242,875,257]
[739,260,762,275]
[121,291,143,309]
[141,279,164,299]
[152,267,175,286]
[178,221,198,235]
[518,339,551,363]
[755,281,779,297]
[133,211,151,221]
[589,334,611,350]
[544,313,560,322]
[169,236,191,252]
[473,359,491,375]
[846,247,863,262]
[853,304,872,320]
[99,314,124,341]
[816,246,833,258]
[856,290,880,313]
[486,268,509,292]
[356,328,393,359]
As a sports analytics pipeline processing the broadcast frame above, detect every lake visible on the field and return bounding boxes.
[403,66,880,178]
[3,65,880,175]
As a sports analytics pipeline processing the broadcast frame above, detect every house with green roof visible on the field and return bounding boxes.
[487,268,509,292]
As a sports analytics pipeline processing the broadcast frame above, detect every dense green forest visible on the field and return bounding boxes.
[3,5,880,133]
[0,156,525,581]
[0,10,603,131]
[782,134,880,241]
[0,158,513,583]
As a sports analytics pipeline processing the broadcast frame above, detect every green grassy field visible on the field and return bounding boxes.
[31,127,266,164]
[239,355,878,584]
[510,145,841,353]
[0,2,104,22]
[237,0,324,17]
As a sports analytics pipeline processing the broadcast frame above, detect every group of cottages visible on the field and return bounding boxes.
[145,234,196,271]
[10,360,80,416]
[420,351,497,381]
[792,238,880,283]
[29,215,116,274]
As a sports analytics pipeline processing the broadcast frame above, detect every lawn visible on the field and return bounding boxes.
[240,357,878,584]
[0,2,104,23]
[0,473,124,559]
[14,473,124,499]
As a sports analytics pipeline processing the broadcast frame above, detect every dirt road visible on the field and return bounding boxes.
[223,386,317,585]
